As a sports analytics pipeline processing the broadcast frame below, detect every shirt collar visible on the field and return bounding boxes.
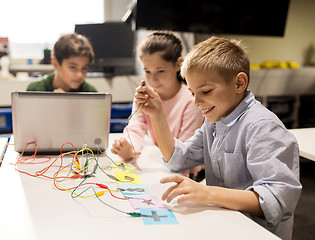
[218,91,256,127]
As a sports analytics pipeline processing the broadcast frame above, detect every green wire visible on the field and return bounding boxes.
[92,188,141,217]
[68,149,141,217]
[71,157,98,199]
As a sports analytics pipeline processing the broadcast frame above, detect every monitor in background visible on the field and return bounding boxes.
[75,22,135,77]
[134,0,291,37]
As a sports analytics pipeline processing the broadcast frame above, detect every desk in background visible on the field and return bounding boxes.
[289,128,315,162]
[0,134,279,240]
[0,76,141,107]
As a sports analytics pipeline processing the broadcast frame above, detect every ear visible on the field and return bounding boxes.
[51,55,60,70]
[175,56,184,72]
[235,72,248,93]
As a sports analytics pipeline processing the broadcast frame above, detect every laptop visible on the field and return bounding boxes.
[11,91,112,154]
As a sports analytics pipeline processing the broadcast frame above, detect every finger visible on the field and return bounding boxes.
[144,86,157,98]
[135,91,148,101]
[116,139,125,148]
[135,98,146,107]
[176,194,192,204]
[136,83,147,94]
[164,184,189,203]
[192,165,202,176]
[134,93,148,107]
[119,138,128,146]
[121,138,131,146]
[161,184,179,201]
[111,148,118,155]
[180,169,190,177]
[113,140,121,151]
[160,174,185,184]
[111,145,120,153]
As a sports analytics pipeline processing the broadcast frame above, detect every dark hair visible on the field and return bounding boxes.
[53,33,94,65]
[138,31,185,83]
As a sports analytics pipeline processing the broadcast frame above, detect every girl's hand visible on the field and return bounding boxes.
[135,80,163,117]
[111,137,141,160]
[160,175,210,205]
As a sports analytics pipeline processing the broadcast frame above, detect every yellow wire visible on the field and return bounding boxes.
[54,147,100,198]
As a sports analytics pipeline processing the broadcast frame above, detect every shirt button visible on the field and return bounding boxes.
[212,159,216,163]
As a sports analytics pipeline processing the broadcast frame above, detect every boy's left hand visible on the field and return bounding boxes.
[160,175,209,205]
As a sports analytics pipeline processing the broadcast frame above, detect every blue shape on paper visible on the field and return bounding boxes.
[140,208,179,225]
[117,182,150,195]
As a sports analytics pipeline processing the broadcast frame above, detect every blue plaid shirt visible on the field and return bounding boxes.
[166,91,302,240]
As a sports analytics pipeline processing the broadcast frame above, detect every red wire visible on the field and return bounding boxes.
[15,141,126,201]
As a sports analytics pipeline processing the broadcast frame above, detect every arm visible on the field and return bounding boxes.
[111,101,147,160]
[135,81,175,162]
[173,85,204,142]
[161,175,263,216]
[150,109,175,162]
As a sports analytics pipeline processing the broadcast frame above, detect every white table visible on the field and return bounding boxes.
[0,134,279,240]
[289,128,315,162]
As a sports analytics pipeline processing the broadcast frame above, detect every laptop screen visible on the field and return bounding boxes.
[11,91,112,154]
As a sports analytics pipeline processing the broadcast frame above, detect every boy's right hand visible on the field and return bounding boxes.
[134,80,163,117]
[111,137,141,161]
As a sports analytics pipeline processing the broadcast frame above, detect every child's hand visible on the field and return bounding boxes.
[111,137,141,160]
[53,88,66,93]
[135,80,163,117]
[160,175,209,205]
[180,165,203,178]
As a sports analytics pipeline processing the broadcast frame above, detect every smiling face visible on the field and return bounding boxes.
[141,52,182,100]
[52,56,90,91]
[186,70,247,123]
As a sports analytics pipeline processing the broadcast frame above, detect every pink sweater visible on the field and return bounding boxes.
[124,84,204,152]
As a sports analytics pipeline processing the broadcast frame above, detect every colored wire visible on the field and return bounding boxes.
[95,157,135,183]
[124,104,141,164]
[15,141,140,215]
[91,187,141,217]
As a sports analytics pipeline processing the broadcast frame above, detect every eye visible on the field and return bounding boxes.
[145,70,151,74]
[202,89,212,94]
[69,66,77,71]
[158,70,165,73]
[82,67,89,73]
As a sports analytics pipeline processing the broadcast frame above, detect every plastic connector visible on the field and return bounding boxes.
[96,183,108,189]
[70,173,81,179]
[127,212,142,217]
[74,160,80,169]
[96,191,105,197]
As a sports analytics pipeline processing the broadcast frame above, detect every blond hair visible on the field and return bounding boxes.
[181,36,250,83]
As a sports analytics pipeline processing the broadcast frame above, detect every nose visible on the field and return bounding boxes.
[76,69,86,79]
[193,94,200,106]
[149,73,159,82]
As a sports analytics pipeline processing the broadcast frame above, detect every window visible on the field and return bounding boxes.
[1,0,104,59]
